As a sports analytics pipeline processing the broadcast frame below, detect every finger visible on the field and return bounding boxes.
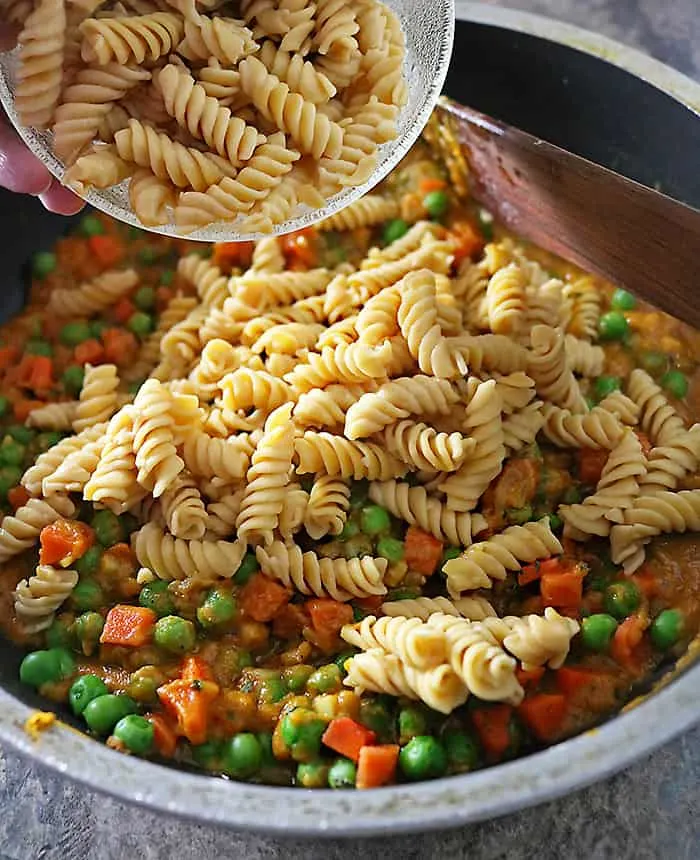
[0,118,53,195]
[0,24,20,52]
[39,179,86,215]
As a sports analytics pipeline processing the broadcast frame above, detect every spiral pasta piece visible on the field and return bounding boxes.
[382,421,473,473]
[425,614,523,705]
[639,424,700,495]
[342,615,447,670]
[528,325,587,413]
[65,144,134,193]
[560,429,647,539]
[48,269,139,317]
[178,15,257,65]
[293,383,376,429]
[15,0,66,129]
[73,363,120,433]
[220,367,292,414]
[239,56,343,159]
[444,519,563,596]
[0,496,76,563]
[53,62,151,165]
[250,237,285,273]
[26,401,78,431]
[132,522,246,583]
[541,402,625,449]
[380,595,497,622]
[345,376,460,440]
[343,649,469,715]
[235,268,332,309]
[160,472,207,540]
[196,59,245,107]
[14,564,79,634]
[564,275,601,340]
[485,263,527,337]
[502,401,545,452]
[175,134,299,231]
[205,489,245,538]
[236,404,295,547]
[294,432,407,481]
[303,475,349,539]
[286,341,392,393]
[43,432,106,496]
[21,424,107,497]
[132,379,184,497]
[319,194,399,232]
[565,334,605,378]
[501,608,580,671]
[627,369,686,446]
[84,409,141,513]
[129,168,177,228]
[79,12,183,65]
[182,431,253,482]
[258,40,336,104]
[368,481,486,547]
[597,390,641,426]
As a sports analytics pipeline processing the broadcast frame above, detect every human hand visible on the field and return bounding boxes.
[0,24,84,215]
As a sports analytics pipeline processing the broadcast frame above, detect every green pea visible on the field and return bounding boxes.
[75,545,102,577]
[119,512,139,536]
[83,693,137,734]
[327,757,356,789]
[62,365,85,396]
[257,731,275,767]
[197,587,237,628]
[159,269,175,286]
[581,613,618,652]
[71,579,104,612]
[91,509,124,547]
[598,310,629,341]
[259,677,286,704]
[59,321,92,347]
[284,664,314,693]
[20,648,75,688]
[138,581,173,618]
[25,339,53,357]
[234,551,259,585]
[113,714,154,755]
[127,312,154,338]
[224,733,262,778]
[548,513,563,532]
[89,319,107,340]
[134,286,156,311]
[333,652,355,677]
[127,379,145,395]
[36,431,63,453]
[68,674,109,715]
[604,581,641,619]
[32,251,57,279]
[279,709,327,762]
[127,666,164,705]
[46,617,74,650]
[0,466,22,500]
[360,504,391,536]
[639,350,667,377]
[359,698,395,743]
[138,246,160,265]
[610,288,637,311]
[562,485,583,504]
[349,480,369,508]
[506,504,533,526]
[73,611,104,655]
[79,214,104,237]
[376,536,404,563]
[6,425,34,445]
[296,759,330,788]
[382,218,409,245]
[660,369,688,400]
[0,396,8,418]
[399,735,448,781]
[594,375,621,401]
[339,520,359,541]
[0,441,25,468]
[306,664,342,695]
[423,189,450,219]
[443,730,479,773]
[386,587,421,602]
[650,609,684,650]
[192,739,223,769]
[154,615,196,653]
[398,704,428,745]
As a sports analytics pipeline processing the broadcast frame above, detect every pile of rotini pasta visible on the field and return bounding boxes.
[3,158,700,787]
[3,0,406,233]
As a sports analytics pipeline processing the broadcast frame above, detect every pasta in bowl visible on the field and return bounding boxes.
[0,0,454,240]
[0,129,699,794]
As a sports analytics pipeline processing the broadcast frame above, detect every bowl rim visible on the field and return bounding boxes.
[1,3,700,838]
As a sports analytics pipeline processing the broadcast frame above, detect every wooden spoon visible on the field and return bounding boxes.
[434,97,700,328]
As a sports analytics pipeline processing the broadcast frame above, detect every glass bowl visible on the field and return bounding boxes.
[0,0,455,241]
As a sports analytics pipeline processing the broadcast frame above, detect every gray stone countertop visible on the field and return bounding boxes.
[2,2,700,858]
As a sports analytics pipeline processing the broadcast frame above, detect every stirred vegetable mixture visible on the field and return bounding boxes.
[1,133,699,792]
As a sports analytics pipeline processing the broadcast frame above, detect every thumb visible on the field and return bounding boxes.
[0,115,53,196]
